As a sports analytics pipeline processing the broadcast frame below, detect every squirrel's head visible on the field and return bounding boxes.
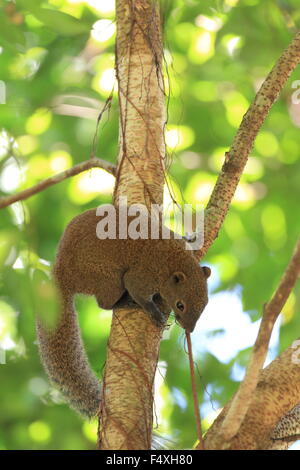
[160,262,211,332]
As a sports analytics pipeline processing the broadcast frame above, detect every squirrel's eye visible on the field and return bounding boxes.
[176,301,185,312]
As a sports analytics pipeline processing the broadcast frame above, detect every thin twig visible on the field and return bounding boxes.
[219,237,300,442]
[91,93,113,159]
[186,331,204,450]
[0,157,116,210]
[197,32,300,260]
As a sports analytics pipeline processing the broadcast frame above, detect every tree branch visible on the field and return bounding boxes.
[218,237,300,444]
[0,157,116,210]
[197,31,300,260]
[204,336,300,449]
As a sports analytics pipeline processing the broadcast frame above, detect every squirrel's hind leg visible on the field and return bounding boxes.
[94,275,126,310]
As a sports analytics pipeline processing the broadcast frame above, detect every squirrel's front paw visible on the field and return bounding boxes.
[142,300,166,328]
[149,305,167,328]
[151,312,166,328]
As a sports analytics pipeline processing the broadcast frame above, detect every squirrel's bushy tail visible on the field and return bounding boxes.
[36,294,101,418]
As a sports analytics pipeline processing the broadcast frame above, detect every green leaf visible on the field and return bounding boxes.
[30,8,90,36]
[0,16,25,52]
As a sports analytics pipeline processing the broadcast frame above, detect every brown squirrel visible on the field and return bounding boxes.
[37,206,211,417]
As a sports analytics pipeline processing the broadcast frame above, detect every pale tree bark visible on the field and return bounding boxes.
[97,0,166,450]
[113,0,166,207]
[204,340,300,450]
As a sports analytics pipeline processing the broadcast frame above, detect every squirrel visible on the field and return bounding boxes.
[37,205,211,417]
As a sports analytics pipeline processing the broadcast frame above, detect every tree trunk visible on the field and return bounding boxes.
[98,0,166,450]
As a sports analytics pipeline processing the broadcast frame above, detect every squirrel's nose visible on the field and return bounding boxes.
[185,324,195,333]
[184,317,197,333]
[175,314,196,332]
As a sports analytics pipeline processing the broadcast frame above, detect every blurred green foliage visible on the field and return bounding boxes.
[0,0,300,450]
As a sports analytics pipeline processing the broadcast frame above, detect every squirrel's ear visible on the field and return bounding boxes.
[171,272,186,283]
[202,266,211,279]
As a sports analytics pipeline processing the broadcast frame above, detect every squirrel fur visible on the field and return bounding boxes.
[37,206,210,418]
